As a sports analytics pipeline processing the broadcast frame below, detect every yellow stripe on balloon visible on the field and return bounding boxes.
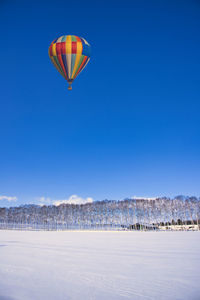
[66,35,71,43]
[71,42,83,79]
[65,36,72,54]
[76,41,83,54]
[65,36,72,79]
[52,43,57,56]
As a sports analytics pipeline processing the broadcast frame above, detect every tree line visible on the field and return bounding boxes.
[0,196,199,230]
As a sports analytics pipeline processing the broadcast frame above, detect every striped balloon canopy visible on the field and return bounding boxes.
[48,35,91,90]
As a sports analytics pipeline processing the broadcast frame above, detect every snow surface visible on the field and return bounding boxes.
[0,231,200,300]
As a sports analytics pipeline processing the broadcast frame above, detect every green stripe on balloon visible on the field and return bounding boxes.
[73,55,85,78]
[70,54,76,79]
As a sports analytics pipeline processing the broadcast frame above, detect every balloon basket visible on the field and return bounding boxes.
[68,85,72,90]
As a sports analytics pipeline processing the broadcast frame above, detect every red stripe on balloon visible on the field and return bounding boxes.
[75,36,81,43]
[56,43,62,55]
[49,44,53,56]
[71,42,77,54]
[56,44,67,79]
[61,42,66,55]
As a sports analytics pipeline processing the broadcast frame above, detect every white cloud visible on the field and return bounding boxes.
[54,195,93,206]
[38,197,52,206]
[38,195,93,206]
[0,195,18,202]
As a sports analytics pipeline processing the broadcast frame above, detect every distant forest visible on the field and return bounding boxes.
[0,196,199,230]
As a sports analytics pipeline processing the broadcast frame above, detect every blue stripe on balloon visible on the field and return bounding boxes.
[61,36,67,42]
[62,54,68,80]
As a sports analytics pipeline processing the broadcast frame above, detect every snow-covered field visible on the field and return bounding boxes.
[0,231,200,300]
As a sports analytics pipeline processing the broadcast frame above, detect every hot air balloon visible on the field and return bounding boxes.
[48,35,91,90]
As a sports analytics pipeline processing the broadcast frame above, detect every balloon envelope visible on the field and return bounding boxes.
[48,35,91,89]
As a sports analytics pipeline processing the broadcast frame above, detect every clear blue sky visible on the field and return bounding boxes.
[0,0,200,207]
